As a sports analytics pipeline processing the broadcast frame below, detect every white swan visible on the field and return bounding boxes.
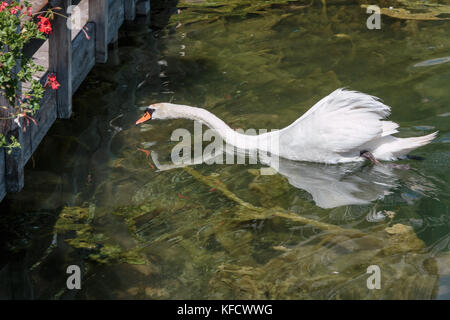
[136,88,437,164]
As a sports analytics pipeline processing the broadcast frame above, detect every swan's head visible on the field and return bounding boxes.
[135,103,175,125]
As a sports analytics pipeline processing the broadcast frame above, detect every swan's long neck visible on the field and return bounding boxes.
[166,104,275,151]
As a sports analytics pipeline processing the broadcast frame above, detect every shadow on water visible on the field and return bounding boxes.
[0,0,449,299]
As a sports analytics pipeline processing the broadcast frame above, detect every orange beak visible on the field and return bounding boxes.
[136,111,152,125]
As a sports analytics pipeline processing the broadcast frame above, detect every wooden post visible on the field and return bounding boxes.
[0,148,5,201]
[89,0,109,63]
[49,0,73,119]
[4,125,24,193]
[72,22,96,92]
[2,80,24,193]
[0,90,24,194]
[1,17,24,193]
[124,0,136,21]
[136,0,150,16]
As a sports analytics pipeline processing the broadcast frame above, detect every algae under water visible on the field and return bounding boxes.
[0,0,449,299]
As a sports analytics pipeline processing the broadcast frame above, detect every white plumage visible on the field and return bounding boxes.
[142,88,437,164]
[277,89,437,163]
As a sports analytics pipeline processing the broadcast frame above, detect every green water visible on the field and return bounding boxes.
[0,0,449,299]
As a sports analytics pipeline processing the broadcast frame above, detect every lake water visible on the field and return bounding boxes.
[0,0,449,299]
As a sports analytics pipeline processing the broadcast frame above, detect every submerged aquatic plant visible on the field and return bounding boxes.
[172,0,450,30]
[361,2,450,21]
[172,0,313,25]
[54,206,147,265]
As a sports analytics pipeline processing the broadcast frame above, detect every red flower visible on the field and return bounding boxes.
[10,5,21,14]
[37,15,52,35]
[0,2,9,12]
[27,7,32,17]
[82,26,90,40]
[45,73,60,90]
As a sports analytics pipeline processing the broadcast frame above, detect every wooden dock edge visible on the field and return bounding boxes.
[0,0,151,202]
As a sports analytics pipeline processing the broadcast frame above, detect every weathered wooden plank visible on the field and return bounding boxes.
[124,0,136,21]
[0,145,5,201]
[3,87,25,194]
[2,35,25,193]
[5,125,24,193]
[107,0,124,44]
[89,0,108,63]
[110,31,119,44]
[72,22,96,92]
[49,0,73,119]
[29,81,57,164]
[20,66,44,165]
[23,39,46,61]
[20,116,33,166]
[0,65,10,198]
[23,0,49,13]
[136,0,150,16]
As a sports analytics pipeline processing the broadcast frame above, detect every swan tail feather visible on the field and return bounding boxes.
[381,121,399,136]
[392,131,438,158]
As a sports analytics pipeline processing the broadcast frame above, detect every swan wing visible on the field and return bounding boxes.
[292,89,394,154]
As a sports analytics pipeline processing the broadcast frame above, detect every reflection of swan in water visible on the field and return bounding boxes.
[148,147,434,209]
[267,158,398,208]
